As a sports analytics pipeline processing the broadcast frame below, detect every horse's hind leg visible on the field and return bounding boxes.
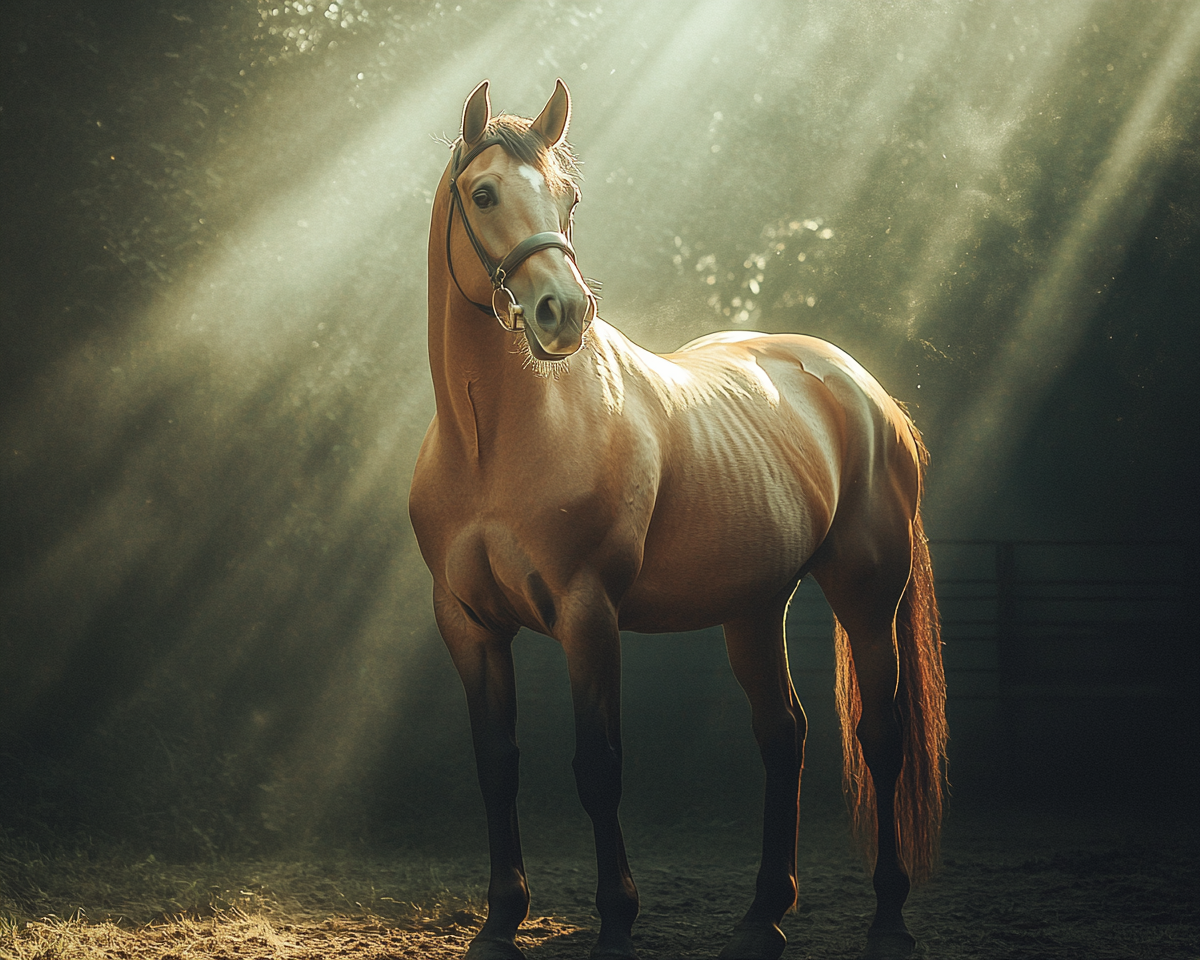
[718,588,805,960]
[814,520,917,960]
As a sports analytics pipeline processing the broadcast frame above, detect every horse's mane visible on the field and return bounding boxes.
[453,114,580,197]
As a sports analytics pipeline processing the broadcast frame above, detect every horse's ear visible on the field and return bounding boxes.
[462,80,491,147]
[531,78,571,147]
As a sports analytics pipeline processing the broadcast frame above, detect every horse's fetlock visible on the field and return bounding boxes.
[749,867,798,920]
[487,874,531,921]
[872,861,911,913]
[596,882,639,926]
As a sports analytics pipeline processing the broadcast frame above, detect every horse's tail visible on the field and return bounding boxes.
[834,506,948,884]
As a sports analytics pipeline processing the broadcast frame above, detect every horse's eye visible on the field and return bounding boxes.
[472,188,494,209]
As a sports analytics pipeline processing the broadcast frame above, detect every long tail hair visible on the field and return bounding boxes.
[834,507,948,884]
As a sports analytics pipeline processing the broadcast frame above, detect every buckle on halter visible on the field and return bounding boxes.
[491,285,525,332]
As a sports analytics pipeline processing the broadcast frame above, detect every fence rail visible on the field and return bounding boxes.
[779,538,1198,791]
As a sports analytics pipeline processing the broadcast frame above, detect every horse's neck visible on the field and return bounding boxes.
[426,279,570,462]
[425,187,505,462]
[426,187,643,462]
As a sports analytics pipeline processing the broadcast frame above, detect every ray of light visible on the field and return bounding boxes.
[934,2,1200,507]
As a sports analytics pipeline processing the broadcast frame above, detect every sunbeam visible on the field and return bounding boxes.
[938,2,1200,502]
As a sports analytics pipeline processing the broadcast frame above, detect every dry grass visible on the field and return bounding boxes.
[0,836,586,959]
[2,806,1197,959]
[0,910,583,959]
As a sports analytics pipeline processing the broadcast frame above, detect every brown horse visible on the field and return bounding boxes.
[409,79,947,960]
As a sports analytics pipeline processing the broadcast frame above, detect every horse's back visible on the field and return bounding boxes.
[676,331,923,490]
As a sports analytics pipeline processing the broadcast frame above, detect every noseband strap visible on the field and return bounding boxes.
[493,230,576,287]
[445,137,585,332]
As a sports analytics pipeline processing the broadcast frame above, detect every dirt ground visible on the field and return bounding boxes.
[2,801,1197,960]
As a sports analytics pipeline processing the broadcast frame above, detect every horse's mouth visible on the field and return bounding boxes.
[524,323,579,363]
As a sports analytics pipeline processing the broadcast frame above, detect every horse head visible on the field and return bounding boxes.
[443,79,596,362]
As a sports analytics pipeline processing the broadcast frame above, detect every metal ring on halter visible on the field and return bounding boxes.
[491,285,525,332]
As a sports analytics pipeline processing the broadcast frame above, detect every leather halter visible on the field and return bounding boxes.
[445,136,585,333]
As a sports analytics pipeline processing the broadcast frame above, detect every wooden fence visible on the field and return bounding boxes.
[782,539,1197,796]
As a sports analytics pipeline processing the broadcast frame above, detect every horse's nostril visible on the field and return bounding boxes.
[535,294,561,330]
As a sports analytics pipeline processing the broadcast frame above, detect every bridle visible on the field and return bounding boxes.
[445,136,593,334]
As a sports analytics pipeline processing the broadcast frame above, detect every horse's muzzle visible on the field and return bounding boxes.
[525,289,593,360]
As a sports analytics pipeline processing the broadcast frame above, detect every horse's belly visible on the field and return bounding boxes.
[618,480,826,632]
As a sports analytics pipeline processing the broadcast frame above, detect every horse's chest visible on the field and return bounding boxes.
[441,525,535,633]
[411,424,654,637]
[438,499,631,637]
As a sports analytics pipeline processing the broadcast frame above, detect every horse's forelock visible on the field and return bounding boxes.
[481,114,579,197]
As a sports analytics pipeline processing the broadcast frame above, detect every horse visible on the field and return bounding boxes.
[408,79,948,960]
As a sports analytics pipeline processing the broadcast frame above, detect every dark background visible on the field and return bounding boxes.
[1,0,1197,860]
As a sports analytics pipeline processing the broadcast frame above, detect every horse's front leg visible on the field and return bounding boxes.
[437,593,529,960]
[561,596,640,960]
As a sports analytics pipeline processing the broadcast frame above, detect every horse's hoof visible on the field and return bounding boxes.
[717,920,787,960]
[861,928,920,960]
[465,934,527,960]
